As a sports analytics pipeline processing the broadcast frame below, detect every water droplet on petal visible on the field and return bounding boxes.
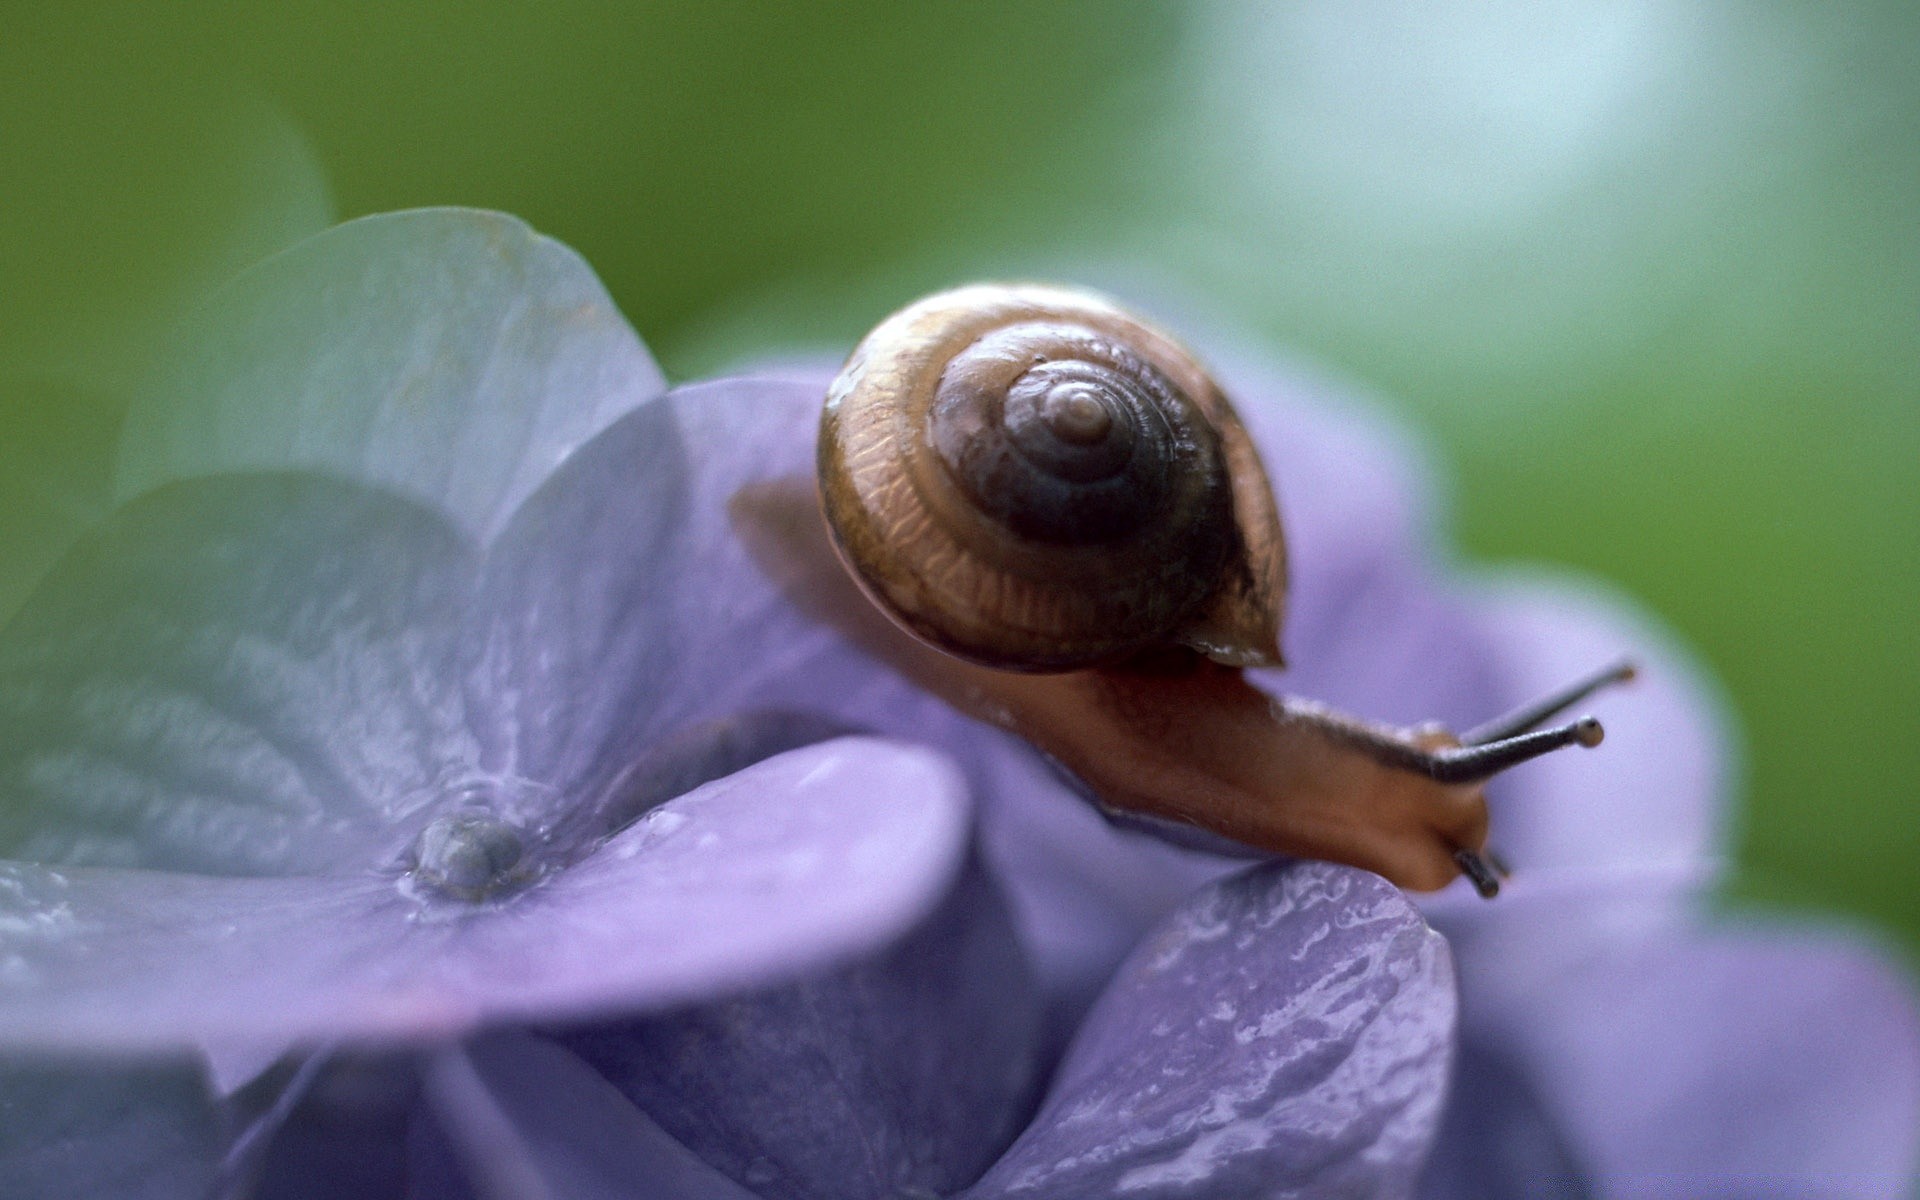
[408,811,526,902]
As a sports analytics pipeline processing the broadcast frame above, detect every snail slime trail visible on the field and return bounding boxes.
[811,283,1633,898]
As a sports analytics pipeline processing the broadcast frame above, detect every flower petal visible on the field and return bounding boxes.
[474,373,979,839]
[117,208,666,543]
[561,850,1045,1200]
[0,475,476,875]
[967,861,1455,1200]
[0,737,972,1057]
[1451,901,1920,1198]
[410,1033,759,1200]
[490,376,942,764]
[463,395,697,803]
[0,1057,226,1200]
[957,725,1244,1045]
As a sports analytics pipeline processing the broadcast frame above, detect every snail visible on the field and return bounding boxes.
[795,284,1633,897]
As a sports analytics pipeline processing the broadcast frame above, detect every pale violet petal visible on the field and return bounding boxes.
[117,208,667,543]
[628,376,952,737]
[411,1034,758,1200]
[967,862,1456,1200]
[465,396,695,801]
[478,373,974,838]
[0,738,972,1057]
[0,1057,226,1200]
[1206,344,1508,729]
[1452,908,1920,1199]
[563,852,1044,1200]
[0,475,476,876]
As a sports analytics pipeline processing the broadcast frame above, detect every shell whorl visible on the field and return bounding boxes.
[818,284,1287,672]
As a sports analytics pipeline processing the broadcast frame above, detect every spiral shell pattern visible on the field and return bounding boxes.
[818,284,1286,671]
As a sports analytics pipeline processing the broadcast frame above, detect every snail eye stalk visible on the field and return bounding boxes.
[1407,717,1606,785]
[1454,849,1504,898]
[1461,659,1638,746]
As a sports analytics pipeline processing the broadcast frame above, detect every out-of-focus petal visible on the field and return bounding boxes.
[1211,346,1505,734]
[966,862,1455,1200]
[563,851,1044,1200]
[0,738,971,1059]
[1451,902,1920,1199]
[644,376,953,733]
[0,475,476,875]
[409,1033,759,1200]
[0,1057,226,1200]
[1415,1041,1590,1200]
[243,1053,418,1200]
[117,208,666,543]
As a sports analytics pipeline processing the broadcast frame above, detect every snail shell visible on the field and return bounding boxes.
[817,283,1287,672]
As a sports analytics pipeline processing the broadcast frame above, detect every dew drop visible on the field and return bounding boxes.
[408,811,526,902]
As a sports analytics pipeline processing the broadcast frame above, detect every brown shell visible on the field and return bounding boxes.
[817,283,1287,672]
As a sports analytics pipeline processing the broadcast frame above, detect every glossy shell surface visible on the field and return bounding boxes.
[818,284,1287,671]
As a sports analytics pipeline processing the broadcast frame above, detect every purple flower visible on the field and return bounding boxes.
[0,210,1454,1199]
[0,208,1912,1200]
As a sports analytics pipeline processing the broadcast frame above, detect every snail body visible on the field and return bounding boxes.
[818,284,1286,672]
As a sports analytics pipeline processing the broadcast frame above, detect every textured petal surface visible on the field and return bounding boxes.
[1449,899,1920,1199]
[116,208,666,542]
[0,738,971,1056]
[564,851,1044,1200]
[0,475,476,876]
[411,1033,758,1200]
[0,1057,226,1200]
[967,862,1455,1200]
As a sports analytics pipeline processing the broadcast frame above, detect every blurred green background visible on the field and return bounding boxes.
[3,2,1915,954]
